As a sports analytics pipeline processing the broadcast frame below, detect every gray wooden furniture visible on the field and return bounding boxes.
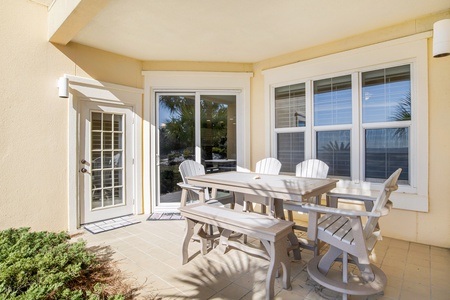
[178,160,235,252]
[305,168,402,300]
[327,188,378,210]
[283,159,329,256]
[179,160,234,208]
[186,171,338,260]
[179,203,294,300]
[244,157,282,214]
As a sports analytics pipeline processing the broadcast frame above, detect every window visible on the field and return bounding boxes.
[264,33,429,212]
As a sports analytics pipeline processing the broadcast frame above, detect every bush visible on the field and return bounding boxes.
[0,228,129,300]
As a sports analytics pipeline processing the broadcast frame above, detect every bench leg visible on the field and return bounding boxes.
[182,218,195,264]
[266,238,291,300]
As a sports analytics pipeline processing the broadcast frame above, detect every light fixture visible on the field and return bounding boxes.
[58,76,69,98]
[433,19,450,58]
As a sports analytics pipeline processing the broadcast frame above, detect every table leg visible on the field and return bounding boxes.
[274,198,301,260]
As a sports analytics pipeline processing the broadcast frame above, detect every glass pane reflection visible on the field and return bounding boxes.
[317,130,351,178]
[365,128,409,184]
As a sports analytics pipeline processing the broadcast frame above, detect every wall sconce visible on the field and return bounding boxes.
[433,19,450,58]
[58,76,69,98]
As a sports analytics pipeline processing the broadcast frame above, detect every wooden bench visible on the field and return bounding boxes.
[179,203,294,300]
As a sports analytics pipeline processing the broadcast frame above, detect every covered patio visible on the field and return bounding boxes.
[77,216,449,300]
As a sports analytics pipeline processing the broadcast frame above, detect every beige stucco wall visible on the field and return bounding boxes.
[0,0,142,232]
[250,11,450,248]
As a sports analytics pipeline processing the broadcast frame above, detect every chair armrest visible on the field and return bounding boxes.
[177,182,205,192]
[300,202,383,218]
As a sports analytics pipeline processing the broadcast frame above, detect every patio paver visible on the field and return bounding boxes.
[75,214,450,300]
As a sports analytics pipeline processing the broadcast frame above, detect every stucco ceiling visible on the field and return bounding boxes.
[66,0,449,63]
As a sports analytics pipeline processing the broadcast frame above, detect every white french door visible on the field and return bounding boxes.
[80,101,134,224]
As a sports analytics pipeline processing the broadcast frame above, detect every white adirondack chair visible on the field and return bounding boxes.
[178,160,236,253]
[305,168,402,300]
[244,158,282,214]
[178,160,234,208]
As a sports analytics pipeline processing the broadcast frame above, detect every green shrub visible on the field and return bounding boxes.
[0,228,125,300]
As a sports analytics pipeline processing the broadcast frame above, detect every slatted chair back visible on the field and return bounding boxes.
[295,159,329,179]
[179,160,210,201]
[255,157,282,175]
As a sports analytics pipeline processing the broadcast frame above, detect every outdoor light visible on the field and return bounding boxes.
[58,76,69,98]
[433,19,450,58]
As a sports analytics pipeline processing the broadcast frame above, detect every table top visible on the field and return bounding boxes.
[186,171,338,201]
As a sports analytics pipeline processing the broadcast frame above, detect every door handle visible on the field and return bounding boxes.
[80,167,90,174]
[81,159,87,164]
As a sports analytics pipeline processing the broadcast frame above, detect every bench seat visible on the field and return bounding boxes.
[179,203,294,300]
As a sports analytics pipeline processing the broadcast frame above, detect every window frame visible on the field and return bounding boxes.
[264,32,430,212]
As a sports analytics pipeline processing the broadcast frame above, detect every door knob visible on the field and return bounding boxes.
[80,167,88,173]
[81,159,87,164]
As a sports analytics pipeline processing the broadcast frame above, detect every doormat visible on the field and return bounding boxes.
[84,216,140,234]
[147,212,184,221]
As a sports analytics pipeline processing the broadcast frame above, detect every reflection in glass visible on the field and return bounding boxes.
[114,114,123,131]
[157,94,237,204]
[362,65,411,123]
[114,169,122,186]
[90,111,125,209]
[365,128,409,184]
[103,189,113,207]
[114,133,122,149]
[103,151,112,168]
[158,95,195,203]
[103,114,112,131]
[103,170,112,187]
[114,187,123,205]
[275,83,306,128]
[103,132,112,149]
[317,130,351,178]
[91,132,102,150]
[314,75,352,126]
[92,113,102,130]
[200,95,237,173]
[277,132,305,173]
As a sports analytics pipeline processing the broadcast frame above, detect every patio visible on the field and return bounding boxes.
[76,215,449,300]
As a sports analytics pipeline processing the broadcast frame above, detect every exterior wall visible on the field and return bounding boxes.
[251,11,450,247]
[0,0,142,232]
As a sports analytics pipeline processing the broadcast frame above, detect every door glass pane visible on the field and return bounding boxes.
[365,128,409,184]
[275,83,306,128]
[201,95,237,174]
[158,95,195,204]
[362,65,411,123]
[277,132,305,173]
[90,111,125,210]
[316,130,351,178]
[314,75,352,126]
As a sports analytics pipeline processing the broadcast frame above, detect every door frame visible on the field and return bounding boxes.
[67,75,143,231]
[142,71,253,214]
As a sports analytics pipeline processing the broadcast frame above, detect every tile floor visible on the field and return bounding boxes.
[75,215,450,300]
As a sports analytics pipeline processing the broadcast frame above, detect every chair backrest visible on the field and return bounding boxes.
[179,160,209,201]
[179,160,206,183]
[364,168,402,245]
[255,158,282,175]
[295,159,329,178]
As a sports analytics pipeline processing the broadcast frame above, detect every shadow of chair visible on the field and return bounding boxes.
[305,168,402,300]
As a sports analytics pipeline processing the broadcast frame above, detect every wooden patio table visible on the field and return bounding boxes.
[186,171,338,259]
